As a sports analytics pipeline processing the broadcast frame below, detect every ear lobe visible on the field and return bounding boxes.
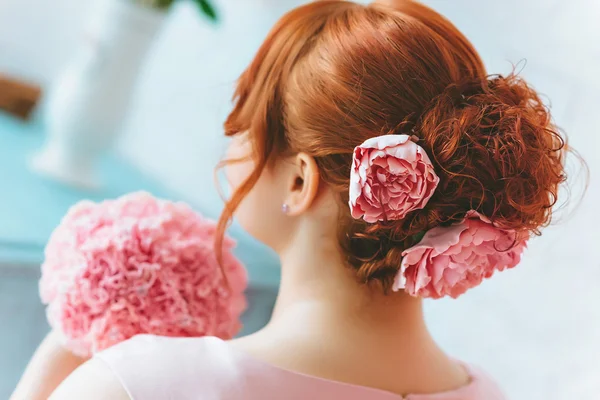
[285,153,320,216]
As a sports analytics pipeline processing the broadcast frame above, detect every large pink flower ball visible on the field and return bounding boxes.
[39,192,248,357]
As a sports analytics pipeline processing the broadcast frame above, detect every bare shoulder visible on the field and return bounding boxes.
[49,358,130,400]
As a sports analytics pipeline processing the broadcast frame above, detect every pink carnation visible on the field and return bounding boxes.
[393,211,527,299]
[349,134,439,223]
[39,192,248,357]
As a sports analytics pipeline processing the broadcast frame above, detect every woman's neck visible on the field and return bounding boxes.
[235,224,468,395]
[267,232,430,344]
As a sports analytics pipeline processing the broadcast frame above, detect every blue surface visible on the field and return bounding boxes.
[0,113,173,261]
[0,111,280,287]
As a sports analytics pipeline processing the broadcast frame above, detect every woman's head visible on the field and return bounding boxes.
[219,0,567,291]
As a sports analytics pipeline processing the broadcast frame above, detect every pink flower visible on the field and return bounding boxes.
[349,134,439,223]
[39,192,248,357]
[393,211,527,299]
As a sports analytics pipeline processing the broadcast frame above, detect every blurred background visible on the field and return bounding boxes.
[0,0,597,399]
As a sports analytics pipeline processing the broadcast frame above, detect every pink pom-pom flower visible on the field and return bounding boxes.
[39,192,248,357]
[393,211,527,299]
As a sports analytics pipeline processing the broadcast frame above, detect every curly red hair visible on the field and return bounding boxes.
[216,0,571,290]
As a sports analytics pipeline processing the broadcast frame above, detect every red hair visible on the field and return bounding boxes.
[216,0,569,290]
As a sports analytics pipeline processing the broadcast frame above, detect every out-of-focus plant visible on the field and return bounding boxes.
[135,0,217,21]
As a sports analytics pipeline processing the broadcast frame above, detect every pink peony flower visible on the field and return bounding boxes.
[393,211,527,299]
[349,134,439,223]
[39,192,248,357]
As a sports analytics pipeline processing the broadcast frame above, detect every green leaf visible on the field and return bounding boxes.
[193,0,218,21]
[154,0,174,10]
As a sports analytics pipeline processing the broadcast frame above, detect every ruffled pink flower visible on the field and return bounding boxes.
[393,211,527,299]
[349,134,439,223]
[39,192,248,357]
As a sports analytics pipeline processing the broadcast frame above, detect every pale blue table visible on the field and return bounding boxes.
[0,112,279,397]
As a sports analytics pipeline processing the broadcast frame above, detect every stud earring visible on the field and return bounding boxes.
[282,204,290,214]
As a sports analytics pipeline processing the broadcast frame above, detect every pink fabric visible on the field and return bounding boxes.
[96,335,506,400]
[349,135,439,223]
[393,211,527,299]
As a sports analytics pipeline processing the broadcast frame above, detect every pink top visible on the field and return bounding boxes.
[96,335,506,400]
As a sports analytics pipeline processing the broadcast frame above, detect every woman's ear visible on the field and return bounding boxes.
[283,153,320,216]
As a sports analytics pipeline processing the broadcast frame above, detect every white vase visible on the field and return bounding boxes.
[31,0,166,189]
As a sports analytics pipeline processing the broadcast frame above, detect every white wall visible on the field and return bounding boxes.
[0,0,92,83]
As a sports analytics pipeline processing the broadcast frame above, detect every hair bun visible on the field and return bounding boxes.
[416,73,567,234]
[352,73,569,290]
